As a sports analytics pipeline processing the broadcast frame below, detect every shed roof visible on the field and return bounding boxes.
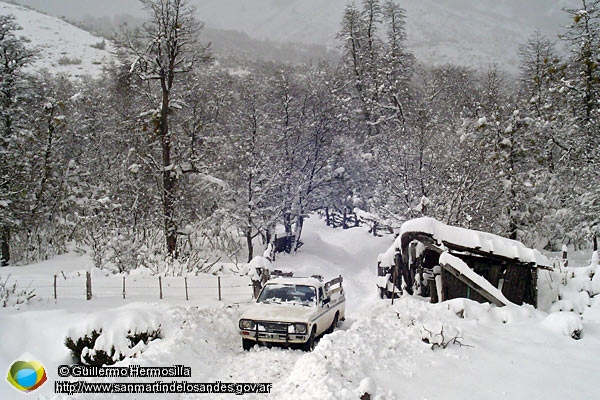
[378,217,550,268]
[401,217,550,267]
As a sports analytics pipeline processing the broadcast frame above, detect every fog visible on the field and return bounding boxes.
[9,0,581,71]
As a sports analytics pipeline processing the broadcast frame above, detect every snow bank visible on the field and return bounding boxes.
[541,312,583,339]
[589,253,600,296]
[537,269,561,312]
[592,268,600,296]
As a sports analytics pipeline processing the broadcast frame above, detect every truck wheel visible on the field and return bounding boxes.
[242,338,255,351]
[302,327,316,352]
[326,312,339,334]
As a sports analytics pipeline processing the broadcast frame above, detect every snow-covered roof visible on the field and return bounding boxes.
[400,217,550,267]
[378,217,550,268]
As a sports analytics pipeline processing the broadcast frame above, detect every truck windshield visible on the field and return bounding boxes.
[257,284,317,306]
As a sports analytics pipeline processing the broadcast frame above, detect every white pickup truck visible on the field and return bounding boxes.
[239,275,345,351]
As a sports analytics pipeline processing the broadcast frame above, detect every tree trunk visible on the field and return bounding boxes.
[0,225,9,266]
[294,215,304,251]
[283,212,292,236]
[160,77,177,258]
[246,228,254,262]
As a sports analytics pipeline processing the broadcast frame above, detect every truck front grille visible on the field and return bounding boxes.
[258,322,288,333]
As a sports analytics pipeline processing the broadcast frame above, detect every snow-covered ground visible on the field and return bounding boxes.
[0,1,115,80]
[1,215,599,399]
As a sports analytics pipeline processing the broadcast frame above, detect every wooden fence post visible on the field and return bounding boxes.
[218,276,222,301]
[185,277,189,301]
[122,276,126,299]
[53,275,57,300]
[86,271,92,300]
[562,244,568,267]
[159,276,163,299]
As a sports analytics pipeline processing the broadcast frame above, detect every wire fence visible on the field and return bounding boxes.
[10,273,253,304]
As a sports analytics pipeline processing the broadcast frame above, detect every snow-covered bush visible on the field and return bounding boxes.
[0,275,36,307]
[541,312,583,340]
[65,306,162,365]
[65,327,161,366]
[420,322,470,350]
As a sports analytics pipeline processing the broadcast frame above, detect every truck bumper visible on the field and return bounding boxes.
[239,330,308,344]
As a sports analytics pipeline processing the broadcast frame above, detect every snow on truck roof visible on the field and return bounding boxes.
[266,276,324,287]
[378,217,550,268]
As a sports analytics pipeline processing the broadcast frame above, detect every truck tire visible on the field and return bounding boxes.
[242,338,255,351]
[302,327,316,352]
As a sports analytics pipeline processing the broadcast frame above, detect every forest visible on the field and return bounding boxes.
[0,0,598,272]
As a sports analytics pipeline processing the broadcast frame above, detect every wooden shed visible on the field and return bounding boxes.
[377,218,551,307]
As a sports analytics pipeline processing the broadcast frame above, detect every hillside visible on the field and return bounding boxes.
[188,0,578,73]
[0,1,116,79]
[11,0,580,72]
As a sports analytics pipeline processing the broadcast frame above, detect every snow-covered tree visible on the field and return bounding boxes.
[119,0,211,258]
[0,15,35,265]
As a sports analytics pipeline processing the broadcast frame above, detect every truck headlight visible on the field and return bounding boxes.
[239,319,255,330]
[294,323,307,334]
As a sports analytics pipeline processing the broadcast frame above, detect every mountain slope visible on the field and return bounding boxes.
[0,1,115,79]
[10,0,580,72]
[187,0,578,72]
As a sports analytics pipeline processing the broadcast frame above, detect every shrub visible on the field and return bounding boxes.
[57,56,82,65]
[1,275,36,307]
[90,40,106,50]
[65,326,161,366]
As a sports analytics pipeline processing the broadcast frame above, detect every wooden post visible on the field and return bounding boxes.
[185,277,189,301]
[218,276,222,301]
[86,271,92,300]
[53,275,57,300]
[122,276,126,299]
[562,244,568,267]
[594,234,598,251]
[159,276,163,299]
[391,271,397,305]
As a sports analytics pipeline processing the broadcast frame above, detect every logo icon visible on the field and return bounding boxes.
[6,353,48,393]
